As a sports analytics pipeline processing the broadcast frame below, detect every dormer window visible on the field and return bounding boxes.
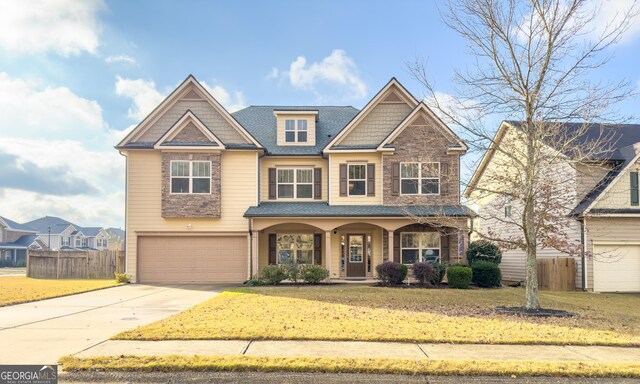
[285,119,308,143]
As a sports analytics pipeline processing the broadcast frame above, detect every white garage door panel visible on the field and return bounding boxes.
[593,244,640,292]
[138,236,247,283]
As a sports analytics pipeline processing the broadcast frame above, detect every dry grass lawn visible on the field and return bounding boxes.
[116,286,640,346]
[59,355,640,378]
[0,276,120,306]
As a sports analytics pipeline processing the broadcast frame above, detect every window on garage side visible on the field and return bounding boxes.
[171,160,211,194]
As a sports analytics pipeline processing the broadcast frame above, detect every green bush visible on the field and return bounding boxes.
[471,260,502,288]
[466,240,502,264]
[283,260,301,283]
[114,273,130,284]
[447,264,472,289]
[245,278,266,286]
[261,265,288,285]
[429,261,447,286]
[300,265,330,284]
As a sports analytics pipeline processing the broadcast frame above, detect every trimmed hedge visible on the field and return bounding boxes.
[430,262,447,286]
[376,262,407,285]
[413,262,434,285]
[447,264,472,289]
[300,265,330,284]
[466,240,503,264]
[261,265,288,285]
[471,261,502,288]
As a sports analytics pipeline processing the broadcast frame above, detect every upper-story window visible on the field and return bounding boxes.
[277,168,313,199]
[170,161,211,194]
[400,162,440,195]
[285,119,308,143]
[348,164,367,196]
[75,237,82,247]
[82,238,88,247]
[61,237,70,247]
[631,171,639,206]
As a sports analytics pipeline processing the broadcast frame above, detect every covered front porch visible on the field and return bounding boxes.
[246,203,472,280]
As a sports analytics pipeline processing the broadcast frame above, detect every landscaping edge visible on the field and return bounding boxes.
[0,281,123,308]
[58,355,640,378]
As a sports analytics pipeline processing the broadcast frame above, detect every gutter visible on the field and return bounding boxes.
[579,217,587,291]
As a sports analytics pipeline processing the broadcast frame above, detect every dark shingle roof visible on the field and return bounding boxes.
[0,216,36,232]
[232,106,359,155]
[23,216,75,234]
[245,202,475,218]
[0,234,38,249]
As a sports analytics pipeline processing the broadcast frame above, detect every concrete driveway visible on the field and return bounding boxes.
[0,283,226,365]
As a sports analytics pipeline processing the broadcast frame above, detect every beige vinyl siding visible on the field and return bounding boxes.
[260,157,328,202]
[593,157,640,209]
[125,150,258,281]
[339,103,413,146]
[585,217,640,291]
[136,100,250,144]
[275,114,316,146]
[329,153,383,205]
[575,162,612,202]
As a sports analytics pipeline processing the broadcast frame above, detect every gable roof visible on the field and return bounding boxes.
[154,110,225,149]
[232,106,359,155]
[107,228,125,239]
[323,78,419,152]
[376,102,467,152]
[23,216,76,235]
[0,234,39,250]
[0,216,36,232]
[81,227,105,237]
[117,75,262,149]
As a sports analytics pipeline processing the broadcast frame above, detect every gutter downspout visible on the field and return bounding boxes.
[249,218,253,279]
[118,150,128,278]
[579,217,587,291]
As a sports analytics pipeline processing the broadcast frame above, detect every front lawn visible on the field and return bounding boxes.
[0,276,120,306]
[59,355,640,378]
[115,286,640,346]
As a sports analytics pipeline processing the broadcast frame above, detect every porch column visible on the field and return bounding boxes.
[388,230,394,263]
[251,231,259,278]
[325,231,332,280]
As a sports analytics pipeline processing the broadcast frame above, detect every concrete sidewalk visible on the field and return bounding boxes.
[76,339,640,362]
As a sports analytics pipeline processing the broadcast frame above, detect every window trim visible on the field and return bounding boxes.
[276,167,314,200]
[283,119,309,143]
[276,233,315,265]
[400,232,441,264]
[169,160,212,195]
[347,163,367,197]
[631,171,639,206]
[504,205,512,218]
[399,162,440,195]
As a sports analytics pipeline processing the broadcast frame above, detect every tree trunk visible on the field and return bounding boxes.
[525,241,540,310]
[524,117,540,310]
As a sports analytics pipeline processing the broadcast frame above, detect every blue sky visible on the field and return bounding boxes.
[0,0,638,228]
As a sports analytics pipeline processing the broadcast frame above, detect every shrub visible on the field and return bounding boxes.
[375,262,407,286]
[15,260,26,268]
[245,278,266,286]
[283,260,301,284]
[447,264,472,289]
[413,262,434,286]
[300,265,330,284]
[466,240,503,264]
[429,261,447,286]
[114,273,130,284]
[471,260,502,288]
[261,265,288,285]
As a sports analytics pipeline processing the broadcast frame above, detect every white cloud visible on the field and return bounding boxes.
[266,67,280,80]
[591,0,640,44]
[281,49,368,100]
[200,81,246,112]
[115,76,166,121]
[0,73,126,228]
[106,55,137,65]
[0,0,104,56]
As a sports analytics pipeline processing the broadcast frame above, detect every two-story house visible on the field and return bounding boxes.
[116,75,473,283]
[465,121,640,293]
[23,216,111,251]
[0,216,42,266]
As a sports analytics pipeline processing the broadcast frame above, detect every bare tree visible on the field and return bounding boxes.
[410,0,638,309]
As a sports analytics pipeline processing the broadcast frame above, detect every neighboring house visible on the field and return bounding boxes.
[116,75,473,283]
[0,216,42,267]
[106,228,126,251]
[23,216,111,251]
[466,121,640,293]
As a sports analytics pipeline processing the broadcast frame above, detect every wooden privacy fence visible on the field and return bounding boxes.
[537,257,575,291]
[27,250,125,279]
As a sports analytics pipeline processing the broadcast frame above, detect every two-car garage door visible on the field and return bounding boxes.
[137,236,247,283]
[593,244,640,292]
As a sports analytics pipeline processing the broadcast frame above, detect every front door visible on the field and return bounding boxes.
[346,234,366,278]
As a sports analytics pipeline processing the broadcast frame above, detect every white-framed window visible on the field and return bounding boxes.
[400,162,440,195]
[504,205,512,218]
[284,119,308,143]
[277,168,313,199]
[61,237,70,247]
[276,234,314,264]
[170,160,211,194]
[348,164,367,196]
[82,238,88,247]
[400,232,440,264]
[75,238,81,247]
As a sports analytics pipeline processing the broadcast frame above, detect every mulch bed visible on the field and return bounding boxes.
[495,306,575,317]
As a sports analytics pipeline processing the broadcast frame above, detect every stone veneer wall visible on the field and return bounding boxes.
[161,152,221,218]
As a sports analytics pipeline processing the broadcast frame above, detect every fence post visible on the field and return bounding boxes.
[56,249,61,279]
